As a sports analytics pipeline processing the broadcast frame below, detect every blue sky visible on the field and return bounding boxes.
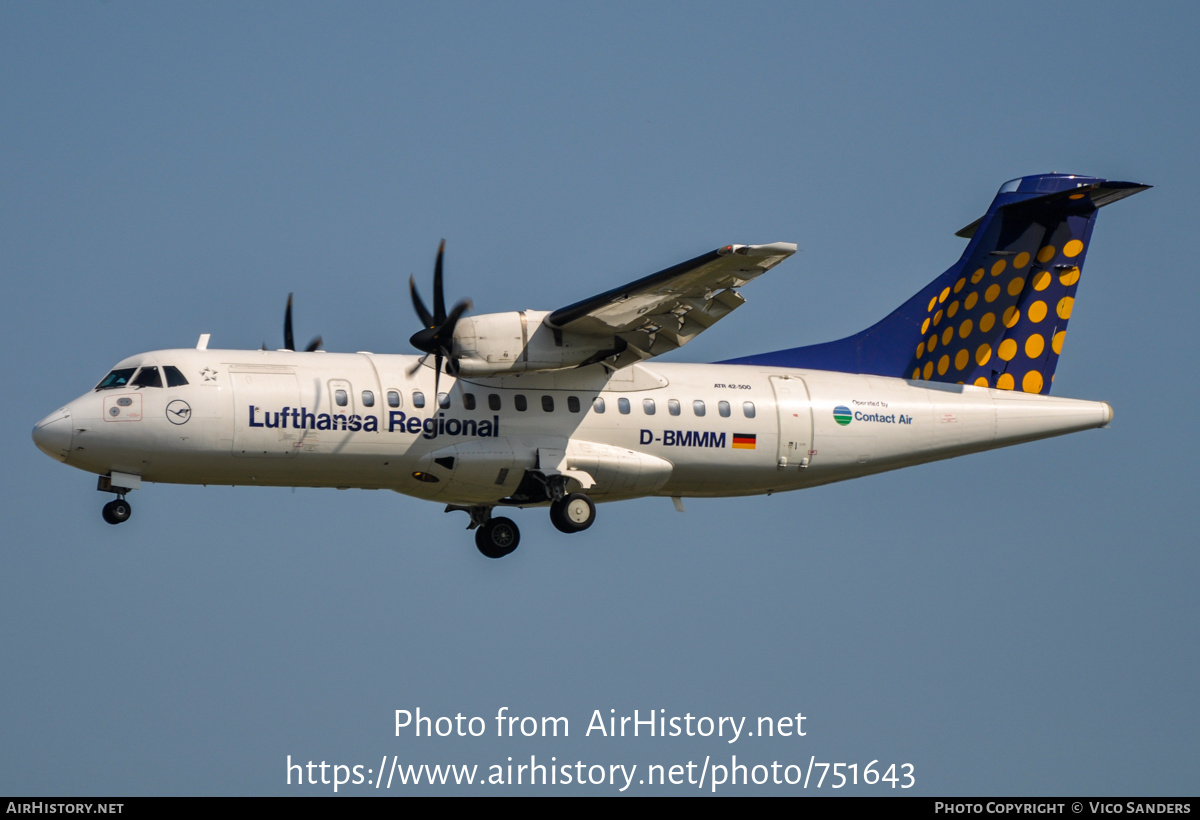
[3,2,1197,795]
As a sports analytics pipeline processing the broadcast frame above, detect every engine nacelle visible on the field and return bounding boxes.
[452,310,619,376]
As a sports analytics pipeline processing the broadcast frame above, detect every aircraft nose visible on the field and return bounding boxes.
[33,407,73,463]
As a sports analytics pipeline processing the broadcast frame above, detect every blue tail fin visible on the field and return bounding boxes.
[724,174,1148,393]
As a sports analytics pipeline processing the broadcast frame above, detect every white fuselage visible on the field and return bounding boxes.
[35,347,1113,507]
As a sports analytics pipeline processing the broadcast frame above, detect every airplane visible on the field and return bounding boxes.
[32,173,1148,558]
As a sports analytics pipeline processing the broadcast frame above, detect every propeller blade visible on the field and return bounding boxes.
[433,350,443,399]
[433,239,446,325]
[305,336,323,353]
[407,354,429,377]
[284,293,296,351]
[409,276,434,328]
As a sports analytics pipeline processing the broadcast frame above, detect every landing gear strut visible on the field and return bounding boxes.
[102,497,131,525]
[549,492,596,534]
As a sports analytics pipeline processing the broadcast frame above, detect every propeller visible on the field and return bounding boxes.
[283,293,323,352]
[408,240,472,397]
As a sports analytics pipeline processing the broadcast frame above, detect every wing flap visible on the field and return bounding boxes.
[546,243,795,367]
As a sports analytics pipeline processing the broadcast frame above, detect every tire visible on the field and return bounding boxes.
[475,516,520,558]
[549,493,595,534]
[102,499,131,525]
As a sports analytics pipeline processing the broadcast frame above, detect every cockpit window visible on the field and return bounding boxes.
[95,368,137,390]
[164,366,189,387]
[132,367,163,388]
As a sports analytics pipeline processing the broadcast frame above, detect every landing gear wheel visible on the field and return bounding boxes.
[475,516,520,559]
[102,499,131,525]
[550,493,595,534]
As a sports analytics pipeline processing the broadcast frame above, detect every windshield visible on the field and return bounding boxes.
[95,368,137,390]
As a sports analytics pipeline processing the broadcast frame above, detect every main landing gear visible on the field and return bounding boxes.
[450,486,599,559]
[549,492,596,534]
[475,517,520,559]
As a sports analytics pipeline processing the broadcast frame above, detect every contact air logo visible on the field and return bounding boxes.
[833,405,853,426]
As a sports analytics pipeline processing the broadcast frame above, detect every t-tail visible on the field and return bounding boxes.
[724,173,1149,393]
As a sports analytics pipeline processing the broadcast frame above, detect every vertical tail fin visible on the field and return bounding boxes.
[725,174,1149,393]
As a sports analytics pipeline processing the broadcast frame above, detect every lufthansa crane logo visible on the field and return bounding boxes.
[166,400,192,425]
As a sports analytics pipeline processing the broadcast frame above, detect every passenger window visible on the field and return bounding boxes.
[693,400,706,417]
[668,399,681,416]
[438,392,451,409]
[95,368,137,390]
[568,396,580,413]
[593,397,606,414]
[743,401,756,418]
[643,398,656,415]
[542,395,554,412]
[413,391,426,408]
[335,389,348,407]
[514,395,528,412]
[163,366,189,387]
[488,394,501,411]
[362,390,375,407]
[387,390,401,408]
[463,393,476,411]
[718,400,731,418]
[618,398,630,414]
[132,367,162,388]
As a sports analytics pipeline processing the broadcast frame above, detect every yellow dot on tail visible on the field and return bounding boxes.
[959,318,973,338]
[974,376,989,387]
[1028,300,1047,323]
[1025,333,1045,358]
[980,312,995,333]
[1059,266,1080,286]
[998,339,1017,361]
[997,373,1015,390]
[933,309,944,327]
[1037,245,1056,263]
[976,343,992,366]
[991,260,1007,277]
[985,284,1000,302]
[942,326,954,345]
[1057,296,1074,319]
[1022,370,1044,393]
[965,292,978,310]
[1032,270,1052,291]
[1002,306,1020,328]
[923,361,934,379]
[912,368,921,380]
[939,287,950,303]
[948,300,959,318]
[954,277,966,293]
[1052,330,1066,354]
[938,354,950,376]
[971,267,985,284]
[928,296,937,313]
[916,341,925,358]
[1063,239,1084,258]
[921,318,930,334]
[1007,277,1025,297]
[955,348,969,370]
[928,333,938,352]
[1013,251,1030,269]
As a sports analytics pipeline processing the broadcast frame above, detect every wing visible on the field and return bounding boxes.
[545,242,796,368]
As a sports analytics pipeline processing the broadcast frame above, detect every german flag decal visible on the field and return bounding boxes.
[732,433,757,450]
